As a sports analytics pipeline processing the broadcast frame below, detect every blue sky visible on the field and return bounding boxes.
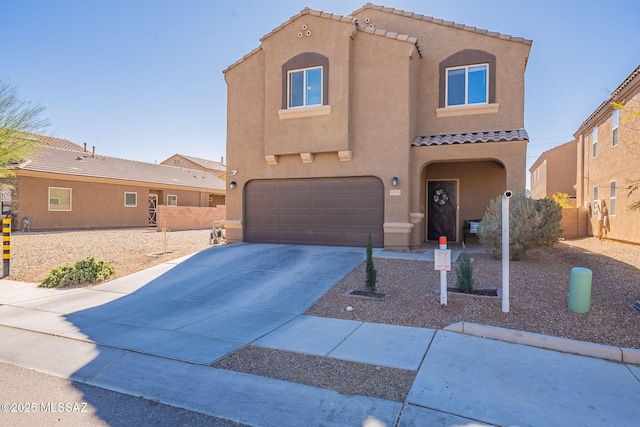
[2,1,639,188]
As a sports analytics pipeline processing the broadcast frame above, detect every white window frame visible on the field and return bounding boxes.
[287,66,322,109]
[48,187,72,211]
[592,185,599,217]
[610,180,617,216]
[167,195,178,206]
[445,63,489,107]
[124,192,137,207]
[592,126,598,158]
[612,109,619,147]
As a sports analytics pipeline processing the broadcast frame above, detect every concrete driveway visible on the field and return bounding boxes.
[1,243,367,365]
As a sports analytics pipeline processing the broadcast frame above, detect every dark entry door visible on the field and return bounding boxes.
[427,180,457,241]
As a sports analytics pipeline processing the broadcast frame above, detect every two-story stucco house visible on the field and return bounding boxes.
[574,65,640,243]
[223,4,532,249]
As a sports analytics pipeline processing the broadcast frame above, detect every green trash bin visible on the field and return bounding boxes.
[568,267,592,313]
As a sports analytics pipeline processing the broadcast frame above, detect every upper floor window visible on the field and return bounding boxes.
[612,109,619,147]
[288,66,322,108]
[167,195,177,206]
[592,126,598,158]
[446,64,488,107]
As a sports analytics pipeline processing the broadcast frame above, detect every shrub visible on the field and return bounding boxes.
[40,256,115,288]
[365,232,377,293]
[477,194,563,261]
[455,250,474,293]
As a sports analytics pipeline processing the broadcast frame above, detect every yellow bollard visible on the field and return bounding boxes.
[2,218,10,277]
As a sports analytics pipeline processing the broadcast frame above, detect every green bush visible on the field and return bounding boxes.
[365,232,377,293]
[40,256,115,288]
[455,250,474,293]
[477,195,563,261]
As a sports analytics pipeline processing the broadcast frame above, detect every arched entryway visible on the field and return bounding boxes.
[421,160,506,242]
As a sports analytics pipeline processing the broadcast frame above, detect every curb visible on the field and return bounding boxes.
[444,321,640,365]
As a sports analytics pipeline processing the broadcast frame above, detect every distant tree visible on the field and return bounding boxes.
[0,79,49,178]
[611,101,640,211]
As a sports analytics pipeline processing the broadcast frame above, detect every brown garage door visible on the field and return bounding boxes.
[244,177,384,247]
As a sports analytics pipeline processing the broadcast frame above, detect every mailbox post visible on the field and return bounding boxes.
[434,236,451,305]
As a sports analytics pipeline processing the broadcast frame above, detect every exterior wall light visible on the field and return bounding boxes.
[229,181,237,189]
[392,176,398,187]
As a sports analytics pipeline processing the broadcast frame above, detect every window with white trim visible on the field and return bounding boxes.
[288,66,322,108]
[610,181,617,216]
[446,64,488,107]
[593,185,599,217]
[612,109,619,147]
[592,126,598,157]
[124,192,137,207]
[167,195,177,206]
[49,187,72,211]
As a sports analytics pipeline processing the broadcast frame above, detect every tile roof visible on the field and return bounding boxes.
[36,135,85,151]
[575,64,640,134]
[175,154,226,171]
[354,3,533,46]
[412,128,529,146]
[19,146,226,192]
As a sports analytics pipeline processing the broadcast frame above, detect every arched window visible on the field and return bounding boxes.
[282,52,329,109]
[439,49,496,108]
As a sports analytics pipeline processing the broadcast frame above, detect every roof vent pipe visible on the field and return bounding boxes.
[92,146,95,157]
[83,143,87,152]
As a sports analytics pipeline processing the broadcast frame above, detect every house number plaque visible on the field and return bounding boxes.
[389,190,401,196]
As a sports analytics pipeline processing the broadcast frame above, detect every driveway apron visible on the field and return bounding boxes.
[3,243,367,365]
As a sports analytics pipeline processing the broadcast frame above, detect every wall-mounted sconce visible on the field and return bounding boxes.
[391,176,398,187]
[229,181,237,189]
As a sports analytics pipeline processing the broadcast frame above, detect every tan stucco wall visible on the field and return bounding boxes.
[352,9,529,135]
[224,8,530,248]
[530,140,576,199]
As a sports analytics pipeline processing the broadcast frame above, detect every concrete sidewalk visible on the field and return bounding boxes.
[1,243,639,426]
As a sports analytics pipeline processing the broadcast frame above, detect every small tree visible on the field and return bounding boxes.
[0,80,49,178]
[455,249,474,293]
[365,232,377,293]
[478,194,563,260]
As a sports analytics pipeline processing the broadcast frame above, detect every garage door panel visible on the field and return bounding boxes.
[245,178,383,247]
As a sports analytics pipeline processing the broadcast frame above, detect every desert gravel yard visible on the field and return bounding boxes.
[9,228,213,284]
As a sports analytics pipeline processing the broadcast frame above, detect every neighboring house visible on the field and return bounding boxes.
[574,65,640,244]
[529,140,577,200]
[223,4,532,249]
[2,139,226,231]
[161,154,227,206]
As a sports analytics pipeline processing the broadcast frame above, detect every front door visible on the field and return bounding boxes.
[427,180,457,241]
[148,195,158,226]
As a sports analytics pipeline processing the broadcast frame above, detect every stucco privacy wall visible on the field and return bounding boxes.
[157,205,226,232]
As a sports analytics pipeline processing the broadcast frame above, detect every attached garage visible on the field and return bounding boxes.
[244,177,384,247]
